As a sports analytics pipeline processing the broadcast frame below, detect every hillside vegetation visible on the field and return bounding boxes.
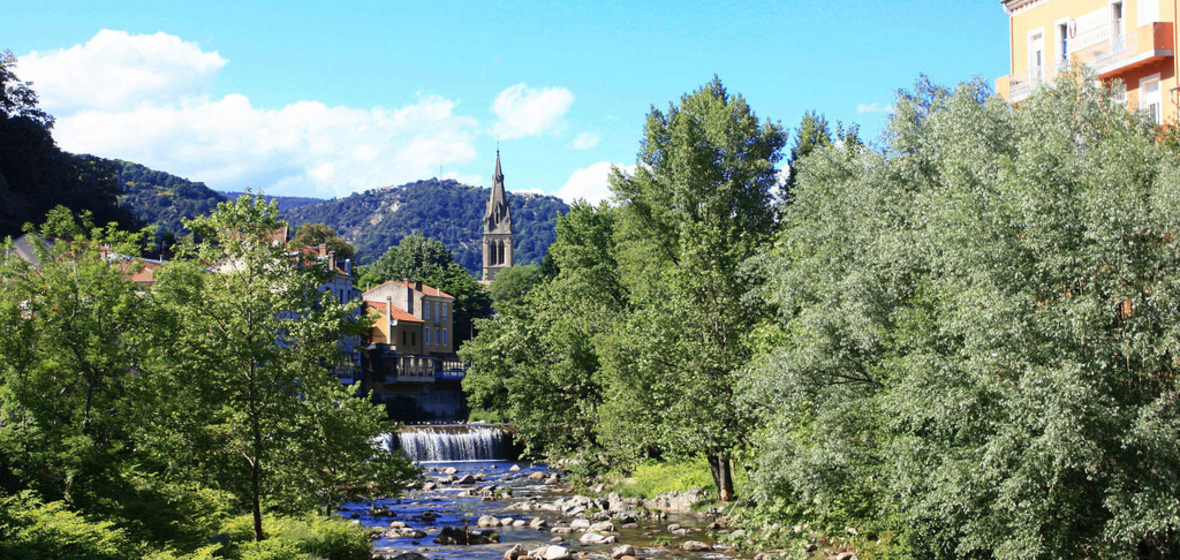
[283,178,568,272]
[114,160,227,235]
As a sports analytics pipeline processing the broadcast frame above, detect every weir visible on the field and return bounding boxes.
[390,425,512,462]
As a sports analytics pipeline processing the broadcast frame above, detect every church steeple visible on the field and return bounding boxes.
[482,150,514,282]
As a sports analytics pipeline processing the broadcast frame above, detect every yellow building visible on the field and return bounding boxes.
[997,0,1177,124]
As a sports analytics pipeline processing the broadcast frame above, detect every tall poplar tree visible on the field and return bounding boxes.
[604,77,786,500]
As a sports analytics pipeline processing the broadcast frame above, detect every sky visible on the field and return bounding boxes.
[4,0,1012,203]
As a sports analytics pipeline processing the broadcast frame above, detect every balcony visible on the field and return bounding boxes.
[998,22,1173,103]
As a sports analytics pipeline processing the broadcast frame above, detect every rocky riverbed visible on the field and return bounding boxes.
[336,461,751,560]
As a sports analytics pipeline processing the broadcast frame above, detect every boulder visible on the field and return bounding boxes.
[478,515,501,528]
[384,526,426,538]
[528,471,548,480]
[443,467,459,475]
[510,464,522,471]
[390,554,430,560]
[456,474,478,485]
[569,519,591,530]
[500,517,515,526]
[589,521,614,532]
[505,544,529,560]
[530,517,548,528]
[681,541,713,552]
[542,545,572,560]
[610,545,636,560]
[667,523,682,531]
[579,532,617,545]
[545,475,561,485]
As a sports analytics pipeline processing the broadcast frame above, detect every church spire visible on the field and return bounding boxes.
[482,149,514,282]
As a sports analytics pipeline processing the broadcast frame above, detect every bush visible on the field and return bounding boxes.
[0,491,137,560]
[220,514,369,560]
[611,457,718,499]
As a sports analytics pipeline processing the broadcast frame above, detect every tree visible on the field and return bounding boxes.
[291,222,354,262]
[142,194,413,542]
[746,73,1180,558]
[603,77,786,500]
[357,233,455,288]
[0,208,149,508]
[487,264,542,312]
[425,261,492,345]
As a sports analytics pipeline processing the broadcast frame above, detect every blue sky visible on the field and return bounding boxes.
[5,0,1011,201]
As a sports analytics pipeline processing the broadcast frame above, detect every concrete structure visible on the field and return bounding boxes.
[482,150,514,283]
[998,0,1177,124]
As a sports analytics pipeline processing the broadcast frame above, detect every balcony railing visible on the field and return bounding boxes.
[999,22,1173,103]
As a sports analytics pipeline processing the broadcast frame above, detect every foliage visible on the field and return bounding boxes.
[113,159,227,241]
[461,202,623,458]
[609,458,718,500]
[222,191,325,213]
[283,178,567,272]
[221,514,371,560]
[0,54,137,238]
[0,208,150,509]
[291,222,355,261]
[139,193,413,541]
[601,77,785,500]
[0,491,137,560]
[487,264,542,311]
[745,71,1180,558]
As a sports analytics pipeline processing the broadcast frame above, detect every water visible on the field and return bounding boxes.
[338,460,739,560]
[393,425,511,462]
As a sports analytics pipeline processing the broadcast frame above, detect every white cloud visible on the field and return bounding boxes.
[856,102,890,114]
[569,132,600,150]
[19,29,226,113]
[17,30,480,198]
[491,83,574,140]
[556,161,634,205]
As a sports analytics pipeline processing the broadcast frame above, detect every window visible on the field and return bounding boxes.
[1029,32,1045,83]
[442,303,448,320]
[1112,2,1124,39]
[424,300,430,319]
[411,331,416,346]
[1056,22,1069,63]
[442,328,448,346]
[1112,82,1127,105]
[1140,74,1162,124]
[425,327,431,345]
[435,328,440,345]
[402,331,407,346]
[1140,0,1160,26]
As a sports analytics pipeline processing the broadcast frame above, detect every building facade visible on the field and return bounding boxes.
[998,0,1177,124]
[482,151,514,283]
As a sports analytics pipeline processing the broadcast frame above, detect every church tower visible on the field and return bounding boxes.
[482,150,513,283]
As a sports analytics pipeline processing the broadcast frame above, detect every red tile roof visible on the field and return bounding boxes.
[366,301,424,323]
[383,279,454,299]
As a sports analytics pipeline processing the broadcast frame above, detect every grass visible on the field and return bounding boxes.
[610,457,719,500]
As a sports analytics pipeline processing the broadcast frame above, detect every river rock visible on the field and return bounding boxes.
[478,515,500,528]
[611,545,636,559]
[513,519,528,526]
[569,519,591,530]
[589,521,614,532]
[579,532,617,545]
[422,482,437,491]
[500,517,515,526]
[545,475,561,485]
[510,464,522,471]
[667,523,681,531]
[643,487,706,513]
[530,517,548,528]
[541,545,572,560]
[390,554,430,560]
[456,474,478,485]
[528,471,547,480]
[384,526,426,538]
[443,467,459,475]
[681,541,712,552]
[835,554,858,560]
[505,544,529,560]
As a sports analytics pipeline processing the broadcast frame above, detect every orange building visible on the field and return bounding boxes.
[997,0,1177,124]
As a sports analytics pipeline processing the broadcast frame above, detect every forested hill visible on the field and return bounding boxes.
[221,191,325,212]
[283,178,568,273]
[114,160,227,235]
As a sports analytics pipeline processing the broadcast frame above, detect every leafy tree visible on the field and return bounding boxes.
[745,72,1180,558]
[291,223,355,261]
[487,264,542,312]
[425,261,492,345]
[0,207,150,508]
[601,77,786,500]
[142,194,414,542]
[358,233,452,287]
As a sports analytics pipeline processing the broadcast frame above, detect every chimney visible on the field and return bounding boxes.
[386,296,395,330]
[344,258,351,275]
[318,243,327,257]
[328,250,336,270]
[415,280,423,292]
[404,278,414,314]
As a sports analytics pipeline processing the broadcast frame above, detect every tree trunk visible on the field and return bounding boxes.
[252,459,264,541]
[707,454,735,501]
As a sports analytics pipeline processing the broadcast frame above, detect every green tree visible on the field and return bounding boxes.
[358,233,453,287]
[487,264,541,312]
[425,261,492,345]
[142,194,413,542]
[603,77,786,500]
[746,73,1180,558]
[0,207,149,508]
[291,223,355,262]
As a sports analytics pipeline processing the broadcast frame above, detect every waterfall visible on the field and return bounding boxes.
[392,425,510,462]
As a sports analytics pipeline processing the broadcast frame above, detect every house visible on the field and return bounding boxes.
[361,280,465,421]
[997,0,1176,124]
